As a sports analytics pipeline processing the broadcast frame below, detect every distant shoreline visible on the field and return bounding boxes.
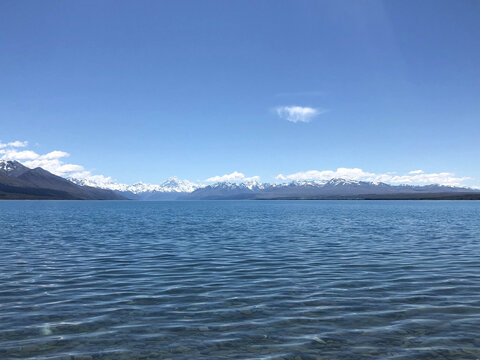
[2,194,480,201]
[255,193,480,200]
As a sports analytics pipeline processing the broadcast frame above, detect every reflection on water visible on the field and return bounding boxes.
[1,200,480,359]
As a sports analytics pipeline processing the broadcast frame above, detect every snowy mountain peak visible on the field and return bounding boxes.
[285,178,362,187]
[326,178,361,186]
[0,160,29,177]
[209,180,266,191]
[0,160,20,172]
[159,177,199,193]
[68,175,201,194]
[161,179,199,192]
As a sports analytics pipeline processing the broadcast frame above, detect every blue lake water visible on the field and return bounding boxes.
[1,200,480,360]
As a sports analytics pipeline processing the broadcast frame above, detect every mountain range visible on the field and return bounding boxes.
[1,160,479,200]
[70,176,200,200]
[71,170,480,200]
[185,178,480,200]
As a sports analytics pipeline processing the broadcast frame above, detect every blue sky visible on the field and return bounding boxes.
[1,0,479,186]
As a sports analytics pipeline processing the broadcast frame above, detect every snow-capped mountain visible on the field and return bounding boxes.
[67,172,479,200]
[187,178,477,200]
[188,180,268,199]
[158,177,200,193]
[69,175,205,200]
[69,176,201,195]
[0,160,125,200]
[0,160,29,177]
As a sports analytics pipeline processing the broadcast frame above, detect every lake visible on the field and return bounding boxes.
[1,200,480,359]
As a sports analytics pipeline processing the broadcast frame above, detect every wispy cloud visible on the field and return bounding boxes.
[276,168,470,187]
[206,171,260,183]
[275,106,326,123]
[41,150,70,160]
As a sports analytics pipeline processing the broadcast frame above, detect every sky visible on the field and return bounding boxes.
[1,0,479,187]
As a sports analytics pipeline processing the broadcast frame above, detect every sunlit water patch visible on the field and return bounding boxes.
[1,200,480,359]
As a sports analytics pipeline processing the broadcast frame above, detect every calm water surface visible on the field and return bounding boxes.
[1,200,480,360]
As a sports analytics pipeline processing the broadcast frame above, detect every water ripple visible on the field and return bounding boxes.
[1,200,480,359]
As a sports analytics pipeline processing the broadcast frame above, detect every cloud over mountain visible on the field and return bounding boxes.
[276,168,470,187]
[0,141,84,176]
[206,171,260,183]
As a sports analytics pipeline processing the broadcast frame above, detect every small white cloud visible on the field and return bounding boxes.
[276,106,324,123]
[41,150,70,160]
[206,171,260,183]
[276,167,470,187]
[0,140,28,149]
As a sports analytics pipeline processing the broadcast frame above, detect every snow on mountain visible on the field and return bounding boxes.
[0,160,16,172]
[270,178,362,188]
[187,177,480,200]
[206,180,267,191]
[158,177,200,193]
[0,160,29,177]
[68,174,478,200]
[69,176,201,194]
[0,160,125,200]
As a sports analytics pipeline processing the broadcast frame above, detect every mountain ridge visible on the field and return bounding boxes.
[187,178,479,200]
[70,174,480,200]
[0,160,126,200]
